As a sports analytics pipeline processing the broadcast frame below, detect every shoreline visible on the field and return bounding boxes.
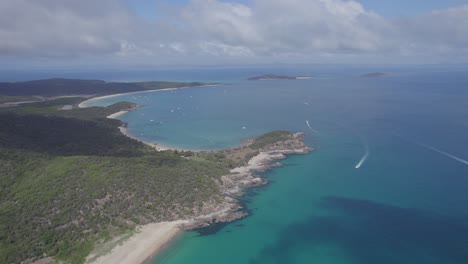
[83,84,217,152]
[82,86,312,264]
[87,133,312,264]
[118,125,192,152]
[78,84,217,108]
[87,145,311,264]
[106,110,194,152]
[87,221,187,264]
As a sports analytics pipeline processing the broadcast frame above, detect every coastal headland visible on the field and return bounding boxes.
[80,96,312,263]
[86,129,312,264]
[0,78,312,264]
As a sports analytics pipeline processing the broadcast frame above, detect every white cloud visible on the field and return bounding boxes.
[1,0,468,64]
[398,5,468,55]
[198,41,254,56]
[183,0,260,46]
[0,0,134,56]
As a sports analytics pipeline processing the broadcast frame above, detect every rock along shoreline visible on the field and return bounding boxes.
[83,94,312,264]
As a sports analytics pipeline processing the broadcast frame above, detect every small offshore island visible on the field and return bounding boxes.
[0,79,312,264]
[361,72,388,78]
[247,74,312,80]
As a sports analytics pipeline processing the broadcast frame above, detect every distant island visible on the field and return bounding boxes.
[247,74,312,80]
[361,72,388,78]
[0,79,312,264]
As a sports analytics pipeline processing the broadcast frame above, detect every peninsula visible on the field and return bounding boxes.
[0,79,312,264]
[247,74,312,80]
[0,78,212,106]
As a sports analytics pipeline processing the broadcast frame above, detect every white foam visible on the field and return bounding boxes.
[355,143,370,169]
[305,120,319,133]
[416,142,468,166]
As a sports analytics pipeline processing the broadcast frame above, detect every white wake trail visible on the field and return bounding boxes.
[355,143,370,169]
[415,142,468,166]
[305,120,319,133]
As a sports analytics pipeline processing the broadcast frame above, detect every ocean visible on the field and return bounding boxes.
[80,65,468,264]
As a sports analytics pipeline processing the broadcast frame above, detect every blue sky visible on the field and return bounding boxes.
[2,0,468,68]
[357,0,468,16]
[128,0,468,18]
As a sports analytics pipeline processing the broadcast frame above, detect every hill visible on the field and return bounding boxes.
[0,78,209,97]
[0,98,311,264]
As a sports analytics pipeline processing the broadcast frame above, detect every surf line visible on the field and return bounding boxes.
[415,142,468,166]
[355,142,370,169]
[305,120,319,133]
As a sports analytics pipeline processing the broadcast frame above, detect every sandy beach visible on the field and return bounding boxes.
[106,110,129,119]
[81,85,215,152]
[88,221,187,264]
[81,85,311,264]
[78,85,216,151]
[117,125,191,152]
[78,85,217,108]
[83,137,311,264]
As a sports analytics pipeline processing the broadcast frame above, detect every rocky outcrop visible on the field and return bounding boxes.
[183,132,312,229]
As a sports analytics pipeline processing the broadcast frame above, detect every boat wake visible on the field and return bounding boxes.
[355,142,370,169]
[415,142,468,166]
[305,120,319,133]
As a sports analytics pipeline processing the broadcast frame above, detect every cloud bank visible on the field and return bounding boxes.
[1,0,468,64]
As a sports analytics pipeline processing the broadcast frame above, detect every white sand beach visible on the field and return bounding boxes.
[118,126,190,151]
[88,221,187,264]
[106,110,129,119]
[78,85,217,108]
[80,84,216,152]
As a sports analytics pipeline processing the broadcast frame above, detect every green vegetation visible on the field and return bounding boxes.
[0,112,147,157]
[0,98,147,156]
[0,148,227,263]
[0,95,39,104]
[0,96,296,263]
[0,78,209,97]
[0,98,228,263]
[250,131,291,149]
[0,97,136,121]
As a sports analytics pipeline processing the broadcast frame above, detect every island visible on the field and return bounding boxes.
[361,72,388,78]
[247,74,312,80]
[0,79,312,264]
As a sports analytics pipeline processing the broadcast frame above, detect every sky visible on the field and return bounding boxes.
[2,0,468,69]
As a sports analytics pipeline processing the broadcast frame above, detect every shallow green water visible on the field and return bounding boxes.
[86,68,468,264]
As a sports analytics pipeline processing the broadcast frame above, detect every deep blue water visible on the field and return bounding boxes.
[80,66,468,264]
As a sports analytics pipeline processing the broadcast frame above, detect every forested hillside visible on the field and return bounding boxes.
[0,99,228,263]
[0,78,208,97]
[0,96,305,264]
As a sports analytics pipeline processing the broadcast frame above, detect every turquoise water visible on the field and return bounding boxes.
[85,67,468,264]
